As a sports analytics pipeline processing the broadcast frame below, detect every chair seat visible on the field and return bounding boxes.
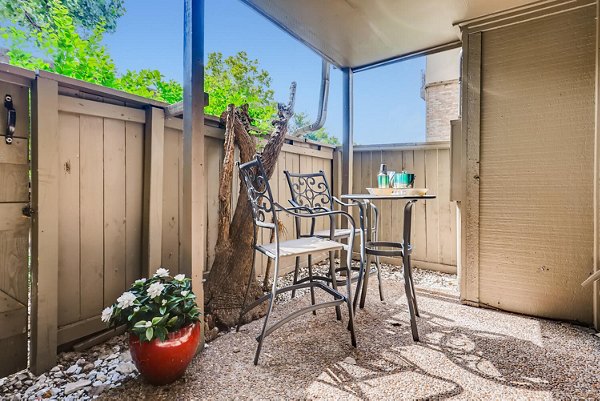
[257,237,346,259]
[313,228,361,238]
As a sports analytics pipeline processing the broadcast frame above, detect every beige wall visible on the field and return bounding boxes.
[462,5,596,324]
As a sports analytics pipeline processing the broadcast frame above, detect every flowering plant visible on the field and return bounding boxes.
[102,268,201,342]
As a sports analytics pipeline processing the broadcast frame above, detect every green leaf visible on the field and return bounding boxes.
[159,306,166,315]
[145,327,154,341]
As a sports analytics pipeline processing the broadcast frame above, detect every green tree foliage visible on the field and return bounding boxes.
[205,52,276,133]
[0,0,125,34]
[289,112,340,145]
[0,0,277,128]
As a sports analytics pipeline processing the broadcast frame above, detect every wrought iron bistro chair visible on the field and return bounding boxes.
[236,156,357,365]
[284,170,385,309]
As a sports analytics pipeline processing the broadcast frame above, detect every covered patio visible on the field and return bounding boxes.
[1,0,600,399]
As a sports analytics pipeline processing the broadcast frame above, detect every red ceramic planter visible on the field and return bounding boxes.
[129,322,201,385]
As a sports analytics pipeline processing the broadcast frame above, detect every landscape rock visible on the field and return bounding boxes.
[116,362,137,375]
[65,364,80,375]
[64,379,91,395]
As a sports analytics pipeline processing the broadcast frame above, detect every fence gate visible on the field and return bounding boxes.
[0,76,30,377]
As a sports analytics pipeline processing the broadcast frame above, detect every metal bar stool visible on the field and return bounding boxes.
[236,156,358,365]
[355,200,420,341]
[283,170,385,310]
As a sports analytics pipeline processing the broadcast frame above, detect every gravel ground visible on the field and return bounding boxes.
[2,264,599,400]
[101,265,599,400]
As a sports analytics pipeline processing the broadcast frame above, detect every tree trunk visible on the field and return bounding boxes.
[204,84,296,329]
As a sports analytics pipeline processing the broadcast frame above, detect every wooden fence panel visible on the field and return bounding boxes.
[353,143,457,273]
[55,97,145,344]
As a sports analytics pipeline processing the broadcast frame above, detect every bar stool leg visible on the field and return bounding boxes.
[291,256,300,298]
[372,205,384,302]
[402,201,419,341]
[255,257,279,365]
[353,202,367,312]
[329,250,342,320]
[403,251,419,341]
[407,256,419,317]
[359,203,372,309]
[308,254,317,315]
[359,255,371,309]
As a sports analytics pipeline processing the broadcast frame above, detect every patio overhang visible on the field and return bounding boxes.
[240,0,542,71]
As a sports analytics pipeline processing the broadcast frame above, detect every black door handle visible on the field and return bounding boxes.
[4,94,16,145]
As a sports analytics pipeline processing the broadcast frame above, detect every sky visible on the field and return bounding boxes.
[102,0,426,144]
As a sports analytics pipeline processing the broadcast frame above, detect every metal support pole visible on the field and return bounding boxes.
[341,67,353,198]
[183,0,206,348]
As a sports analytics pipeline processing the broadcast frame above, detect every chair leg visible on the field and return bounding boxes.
[254,257,279,365]
[237,248,258,332]
[329,250,342,321]
[291,256,300,298]
[308,254,316,315]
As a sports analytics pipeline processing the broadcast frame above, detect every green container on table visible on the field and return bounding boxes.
[393,171,415,188]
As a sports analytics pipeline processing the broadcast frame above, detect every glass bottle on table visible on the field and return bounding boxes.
[377,164,389,188]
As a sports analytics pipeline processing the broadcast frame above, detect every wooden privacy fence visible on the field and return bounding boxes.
[352,142,457,273]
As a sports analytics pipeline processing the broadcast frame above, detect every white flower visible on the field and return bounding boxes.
[162,299,167,305]
[116,292,136,309]
[145,321,152,328]
[134,307,140,313]
[154,268,169,278]
[174,274,185,281]
[134,278,146,285]
[147,282,165,299]
[101,307,113,323]
[181,290,189,297]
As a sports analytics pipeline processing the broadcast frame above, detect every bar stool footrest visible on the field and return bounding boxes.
[365,241,410,257]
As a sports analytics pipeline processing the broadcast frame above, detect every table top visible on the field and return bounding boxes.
[341,194,436,201]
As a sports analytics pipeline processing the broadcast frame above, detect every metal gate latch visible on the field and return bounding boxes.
[4,94,16,144]
[22,205,35,217]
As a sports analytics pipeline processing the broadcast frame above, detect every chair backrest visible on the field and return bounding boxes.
[283,170,333,211]
[238,156,277,231]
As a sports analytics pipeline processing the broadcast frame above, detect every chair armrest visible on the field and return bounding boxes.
[273,202,356,229]
[332,196,360,208]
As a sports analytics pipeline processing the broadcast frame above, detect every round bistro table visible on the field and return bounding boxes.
[341,193,436,341]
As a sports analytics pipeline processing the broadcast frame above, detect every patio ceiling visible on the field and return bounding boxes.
[241,0,541,71]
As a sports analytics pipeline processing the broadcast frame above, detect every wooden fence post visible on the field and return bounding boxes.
[30,76,59,374]
[142,107,165,276]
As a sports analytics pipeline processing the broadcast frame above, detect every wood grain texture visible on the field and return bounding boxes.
[125,121,144,287]
[103,118,127,308]
[142,108,164,277]
[30,76,59,374]
[57,112,81,327]
[162,128,182,273]
[79,115,104,320]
